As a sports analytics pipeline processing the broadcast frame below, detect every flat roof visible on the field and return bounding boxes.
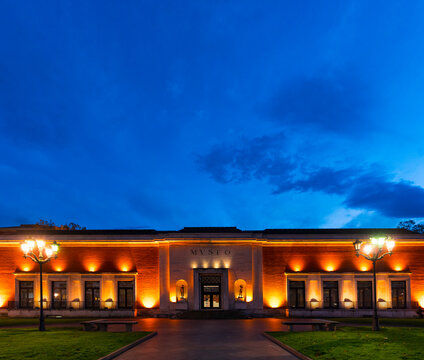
[0,226,422,242]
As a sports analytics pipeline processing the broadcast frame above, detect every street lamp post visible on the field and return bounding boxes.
[353,236,395,331]
[21,239,59,331]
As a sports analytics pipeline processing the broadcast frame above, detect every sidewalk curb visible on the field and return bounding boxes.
[263,332,313,360]
[98,331,158,360]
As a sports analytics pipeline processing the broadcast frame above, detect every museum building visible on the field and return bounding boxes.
[1,226,424,318]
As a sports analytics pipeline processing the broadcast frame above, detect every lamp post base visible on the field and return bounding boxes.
[372,316,380,331]
[39,318,46,332]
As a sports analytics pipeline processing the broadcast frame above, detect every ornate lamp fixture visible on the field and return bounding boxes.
[353,236,395,331]
[21,238,59,331]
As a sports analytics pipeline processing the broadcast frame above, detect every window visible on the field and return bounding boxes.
[85,281,100,309]
[19,281,34,309]
[357,281,372,309]
[288,281,305,308]
[323,281,339,309]
[391,281,406,309]
[52,281,67,309]
[118,281,134,309]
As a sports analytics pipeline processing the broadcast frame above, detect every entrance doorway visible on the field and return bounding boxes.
[200,275,221,309]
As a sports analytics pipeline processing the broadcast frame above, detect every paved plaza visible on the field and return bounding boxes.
[117,318,296,360]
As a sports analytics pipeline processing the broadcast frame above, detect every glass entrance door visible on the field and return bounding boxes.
[200,275,221,309]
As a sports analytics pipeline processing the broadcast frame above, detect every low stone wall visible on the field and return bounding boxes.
[8,309,136,318]
[288,308,419,318]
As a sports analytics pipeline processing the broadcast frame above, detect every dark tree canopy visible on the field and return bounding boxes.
[397,220,424,234]
[36,219,86,230]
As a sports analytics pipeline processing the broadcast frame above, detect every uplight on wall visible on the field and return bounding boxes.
[289,260,304,272]
[105,298,114,309]
[310,298,319,309]
[268,296,283,308]
[142,297,156,309]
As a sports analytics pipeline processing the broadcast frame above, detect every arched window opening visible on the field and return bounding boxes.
[234,279,246,302]
[176,279,188,302]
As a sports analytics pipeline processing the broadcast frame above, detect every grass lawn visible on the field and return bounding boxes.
[268,326,424,360]
[0,327,151,360]
[0,317,97,327]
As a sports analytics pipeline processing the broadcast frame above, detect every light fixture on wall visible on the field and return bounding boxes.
[105,298,114,309]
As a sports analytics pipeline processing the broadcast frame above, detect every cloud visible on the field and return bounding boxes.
[346,178,424,218]
[198,134,424,219]
[197,132,295,184]
[266,70,372,135]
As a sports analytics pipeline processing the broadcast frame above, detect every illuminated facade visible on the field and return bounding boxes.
[0,226,423,317]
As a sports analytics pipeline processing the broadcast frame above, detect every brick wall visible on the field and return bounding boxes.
[263,243,424,307]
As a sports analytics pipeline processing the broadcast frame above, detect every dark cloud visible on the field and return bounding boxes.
[197,132,295,184]
[274,167,360,195]
[198,136,424,218]
[346,179,424,218]
[266,71,372,134]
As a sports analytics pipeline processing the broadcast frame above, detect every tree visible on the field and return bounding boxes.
[397,220,424,234]
[35,220,86,230]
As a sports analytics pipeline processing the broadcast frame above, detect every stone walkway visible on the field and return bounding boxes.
[116,318,297,360]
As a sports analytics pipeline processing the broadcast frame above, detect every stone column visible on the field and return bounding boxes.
[159,244,170,312]
[252,245,264,309]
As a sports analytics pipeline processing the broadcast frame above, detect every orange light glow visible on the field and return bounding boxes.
[105,298,114,309]
[267,296,283,308]
[418,296,424,308]
[360,265,369,272]
[292,263,303,272]
[22,266,31,272]
[142,297,156,308]
[121,265,129,272]
[86,263,99,272]
[289,260,304,272]
[55,267,63,272]
[169,287,176,303]
[310,298,320,309]
[319,258,340,273]
[394,265,403,271]
[246,295,252,302]
[0,296,5,308]
[224,262,230,268]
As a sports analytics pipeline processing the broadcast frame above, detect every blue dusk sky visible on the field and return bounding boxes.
[1,1,424,230]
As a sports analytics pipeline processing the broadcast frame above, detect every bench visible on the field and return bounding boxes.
[282,319,339,332]
[46,315,63,319]
[81,320,138,332]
